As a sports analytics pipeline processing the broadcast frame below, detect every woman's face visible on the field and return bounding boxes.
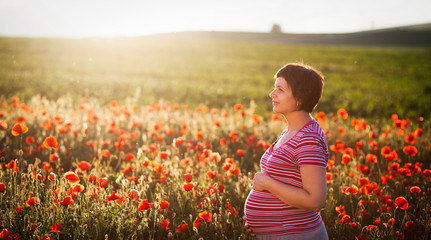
[269,77,298,116]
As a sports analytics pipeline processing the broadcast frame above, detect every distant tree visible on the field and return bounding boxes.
[271,24,282,34]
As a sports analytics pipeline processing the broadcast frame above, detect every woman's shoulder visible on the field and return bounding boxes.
[297,120,326,143]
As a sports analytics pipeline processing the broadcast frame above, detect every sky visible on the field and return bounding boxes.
[0,0,430,38]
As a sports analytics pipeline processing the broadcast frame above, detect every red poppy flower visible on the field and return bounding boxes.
[339,214,351,224]
[7,160,16,169]
[205,186,217,195]
[404,133,416,144]
[77,161,91,171]
[43,136,58,150]
[138,199,153,211]
[183,183,194,192]
[193,216,204,228]
[366,154,377,163]
[15,206,23,213]
[59,196,73,206]
[410,186,421,193]
[222,162,233,171]
[314,112,325,122]
[207,171,216,179]
[158,219,170,230]
[225,204,238,216]
[64,171,80,184]
[236,149,245,157]
[53,188,60,195]
[0,183,4,193]
[175,223,188,233]
[403,145,418,156]
[196,131,204,141]
[366,225,378,232]
[159,200,169,210]
[395,231,403,239]
[342,184,358,195]
[415,128,423,137]
[106,191,122,201]
[0,120,7,130]
[234,104,243,111]
[422,169,431,180]
[229,132,238,142]
[341,154,351,164]
[72,184,85,192]
[0,229,13,239]
[336,205,345,215]
[395,197,408,210]
[26,197,37,207]
[380,146,391,156]
[102,150,111,158]
[337,108,348,119]
[173,137,185,147]
[405,221,416,230]
[158,151,170,160]
[220,137,226,146]
[99,178,108,188]
[7,160,19,173]
[11,123,28,136]
[39,162,50,172]
[229,167,241,176]
[49,154,60,163]
[88,175,97,184]
[51,223,62,232]
[25,136,35,145]
[336,126,346,136]
[125,153,135,162]
[218,184,224,193]
[397,168,411,176]
[198,211,212,223]
[184,174,193,183]
[368,131,377,139]
[358,177,369,186]
[127,189,140,201]
[384,150,398,161]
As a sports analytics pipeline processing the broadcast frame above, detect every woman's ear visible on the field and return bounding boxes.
[296,100,301,110]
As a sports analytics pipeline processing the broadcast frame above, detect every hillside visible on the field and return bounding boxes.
[1,27,431,118]
[148,23,431,47]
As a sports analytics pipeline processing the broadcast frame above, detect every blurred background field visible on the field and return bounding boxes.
[1,32,431,119]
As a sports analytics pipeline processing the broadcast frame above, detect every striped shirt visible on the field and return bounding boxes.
[244,119,328,236]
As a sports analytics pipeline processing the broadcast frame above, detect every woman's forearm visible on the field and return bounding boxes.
[264,175,325,212]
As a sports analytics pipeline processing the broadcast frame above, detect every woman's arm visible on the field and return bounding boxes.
[252,166,327,212]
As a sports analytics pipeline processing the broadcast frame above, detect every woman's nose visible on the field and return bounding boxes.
[269,90,275,98]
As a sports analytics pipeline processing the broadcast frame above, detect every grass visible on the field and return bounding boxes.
[0,35,431,118]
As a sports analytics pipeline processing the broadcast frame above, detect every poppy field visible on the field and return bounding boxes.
[0,95,430,240]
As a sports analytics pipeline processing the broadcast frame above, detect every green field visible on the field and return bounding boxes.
[1,35,430,118]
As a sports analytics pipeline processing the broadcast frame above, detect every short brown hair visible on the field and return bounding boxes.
[275,63,324,113]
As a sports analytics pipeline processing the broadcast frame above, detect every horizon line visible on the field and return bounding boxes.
[0,22,430,40]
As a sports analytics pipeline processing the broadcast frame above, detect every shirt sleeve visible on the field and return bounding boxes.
[295,133,328,168]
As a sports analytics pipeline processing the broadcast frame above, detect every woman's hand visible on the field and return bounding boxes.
[252,171,272,191]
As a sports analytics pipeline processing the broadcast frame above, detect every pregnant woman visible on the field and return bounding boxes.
[244,63,329,240]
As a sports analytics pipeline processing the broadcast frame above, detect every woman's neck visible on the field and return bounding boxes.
[283,111,312,131]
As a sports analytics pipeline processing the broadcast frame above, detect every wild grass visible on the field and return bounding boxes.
[1,36,430,118]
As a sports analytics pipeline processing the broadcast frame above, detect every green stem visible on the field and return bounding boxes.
[398,209,407,232]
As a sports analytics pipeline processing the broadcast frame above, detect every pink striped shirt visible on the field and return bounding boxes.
[244,119,328,236]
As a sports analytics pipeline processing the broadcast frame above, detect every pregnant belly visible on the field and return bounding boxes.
[244,190,295,233]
